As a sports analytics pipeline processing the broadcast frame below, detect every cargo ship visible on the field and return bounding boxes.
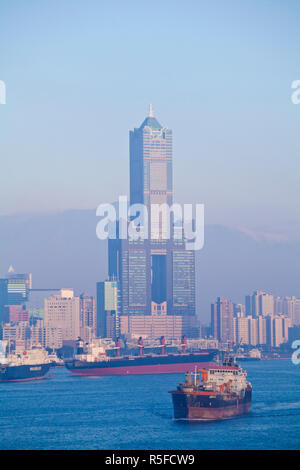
[236,348,261,361]
[48,352,65,367]
[65,337,217,376]
[0,341,52,382]
[169,354,252,420]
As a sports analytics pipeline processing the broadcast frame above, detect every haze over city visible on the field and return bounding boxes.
[1,0,300,454]
[1,0,300,239]
[1,2,300,321]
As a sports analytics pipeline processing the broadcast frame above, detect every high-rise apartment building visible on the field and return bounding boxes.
[274,296,300,325]
[257,316,267,345]
[266,315,291,348]
[44,289,80,348]
[260,292,274,316]
[248,317,259,345]
[79,293,96,342]
[96,280,121,339]
[211,297,234,343]
[245,290,274,317]
[235,316,249,344]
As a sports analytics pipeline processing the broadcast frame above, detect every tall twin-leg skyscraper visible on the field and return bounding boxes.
[108,107,196,327]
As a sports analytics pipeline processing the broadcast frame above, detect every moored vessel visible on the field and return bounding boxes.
[236,348,261,361]
[0,341,52,382]
[169,354,252,421]
[65,337,217,376]
[48,352,65,367]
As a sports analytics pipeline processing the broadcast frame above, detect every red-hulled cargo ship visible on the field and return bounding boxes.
[65,337,217,377]
[169,355,252,421]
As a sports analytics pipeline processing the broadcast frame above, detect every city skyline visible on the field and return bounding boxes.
[0,0,297,326]
[0,0,299,453]
[1,263,300,348]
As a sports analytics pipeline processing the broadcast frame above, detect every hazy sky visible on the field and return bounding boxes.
[1,0,300,238]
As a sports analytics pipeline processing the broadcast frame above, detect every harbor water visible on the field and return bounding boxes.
[0,359,299,450]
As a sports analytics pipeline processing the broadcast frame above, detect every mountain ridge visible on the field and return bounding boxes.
[1,210,299,322]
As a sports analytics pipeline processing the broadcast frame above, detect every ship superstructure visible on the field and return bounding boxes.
[0,341,52,382]
[236,348,261,361]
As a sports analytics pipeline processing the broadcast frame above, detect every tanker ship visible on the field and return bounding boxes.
[169,354,252,420]
[65,337,217,376]
[0,341,52,382]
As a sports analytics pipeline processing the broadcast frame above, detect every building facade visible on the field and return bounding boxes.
[211,297,234,343]
[108,108,196,339]
[245,290,274,317]
[44,289,80,348]
[96,280,121,339]
[79,293,96,342]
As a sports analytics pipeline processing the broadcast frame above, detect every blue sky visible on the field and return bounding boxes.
[1,0,300,239]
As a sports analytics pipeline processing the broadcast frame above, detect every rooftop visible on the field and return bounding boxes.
[139,104,162,130]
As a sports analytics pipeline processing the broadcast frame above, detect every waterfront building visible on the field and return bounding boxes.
[120,313,198,339]
[44,289,80,348]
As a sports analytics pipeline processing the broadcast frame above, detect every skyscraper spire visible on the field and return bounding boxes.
[148,103,153,117]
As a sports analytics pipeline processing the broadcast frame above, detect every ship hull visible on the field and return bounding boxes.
[65,352,217,377]
[170,388,252,421]
[236,357,260,362]
[0,363,51,382]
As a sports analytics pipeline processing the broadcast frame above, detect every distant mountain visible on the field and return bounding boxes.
[0,210,299,322]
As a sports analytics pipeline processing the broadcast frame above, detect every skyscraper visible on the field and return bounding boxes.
[129,104,173,225]
[79,293,96,342]
[6,268,32,304]
[211,297,234,343]
[108,107,196,335]
[96,280,121,338]
[0,269,32,322]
